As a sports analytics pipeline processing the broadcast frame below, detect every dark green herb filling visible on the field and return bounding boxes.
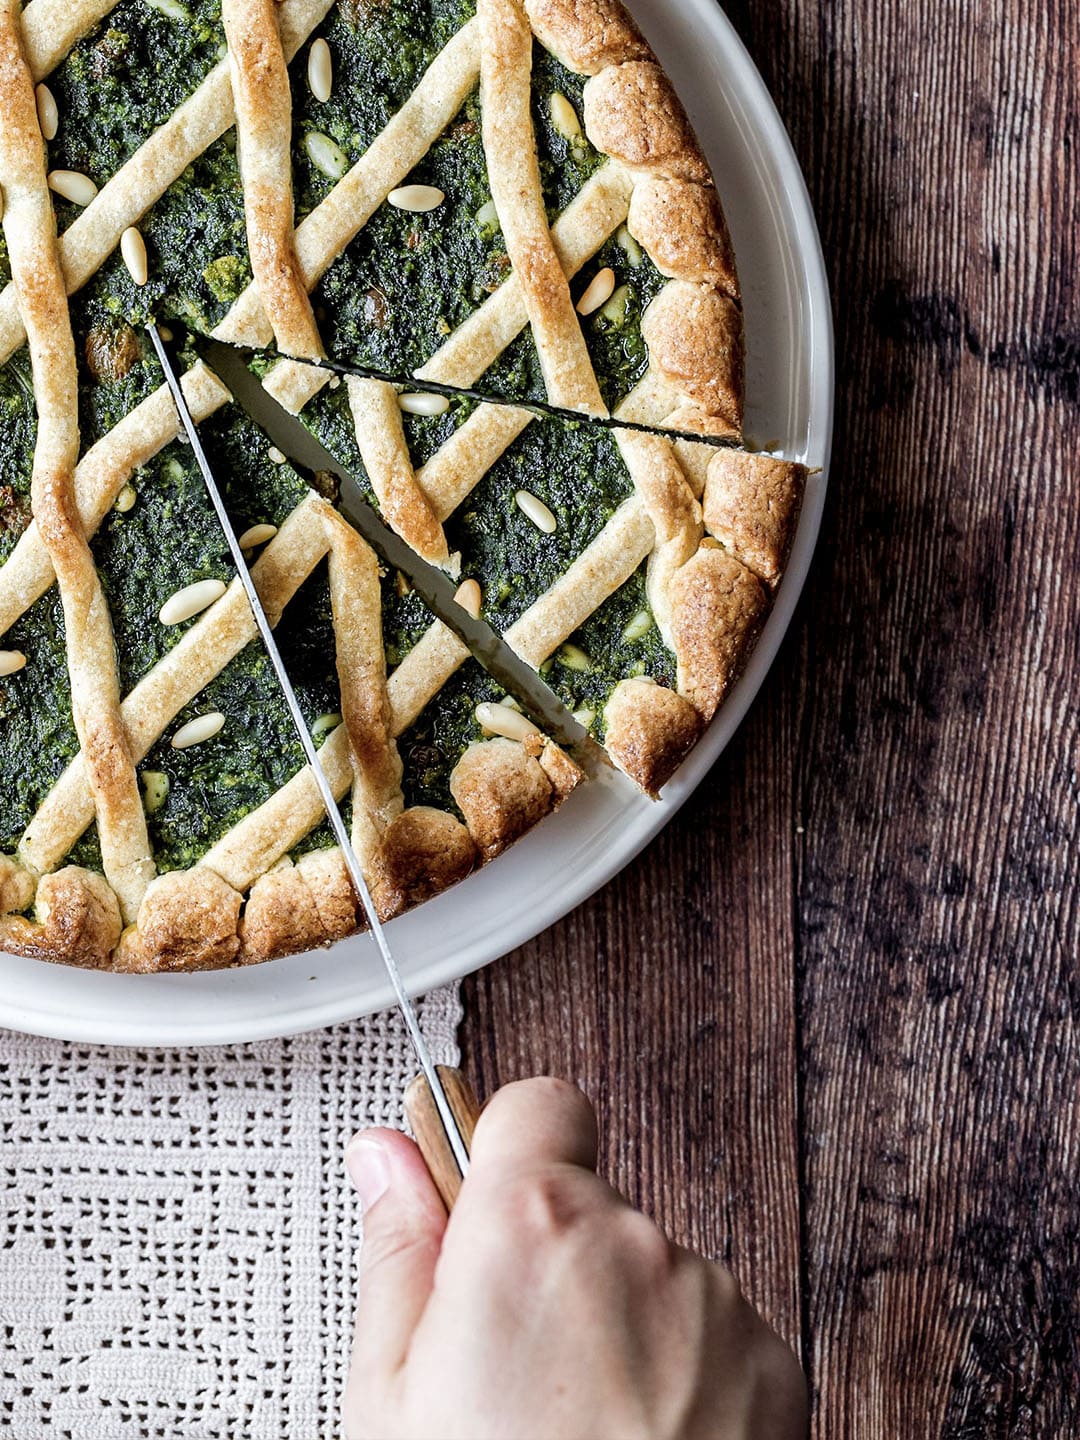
[396,657,501,812]
[47,0,228,232]
[291,0,477,213]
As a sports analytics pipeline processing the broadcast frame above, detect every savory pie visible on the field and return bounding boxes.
[0,0,805,972]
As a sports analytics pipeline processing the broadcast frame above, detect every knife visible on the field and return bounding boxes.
[149,324,479,1210]
[201,336,604,767]
[206,335,750,451]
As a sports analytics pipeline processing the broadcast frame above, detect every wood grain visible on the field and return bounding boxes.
[463,0,1080,1434]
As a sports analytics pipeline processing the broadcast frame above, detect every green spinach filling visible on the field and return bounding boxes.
[46,0,228,233]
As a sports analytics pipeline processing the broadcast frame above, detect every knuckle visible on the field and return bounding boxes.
[708,1260,742,1310]
[469,1167,594,1262]
[503,1167,591,1242]
[616,1211,680,1282]
[478,1075,592,1139]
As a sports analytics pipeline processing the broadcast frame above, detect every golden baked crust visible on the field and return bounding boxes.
[640,282,744,432]
[669,547,769,718]
[450,737,583,861]
[704,452,807,588]
[583,61,711,183]
[523,0,650,74]
[628,177,739,298]
[115,869,244,973]
[0,867,122,969]
[239,849,358,962]
[371,808,478,920]
[603,679,702,798]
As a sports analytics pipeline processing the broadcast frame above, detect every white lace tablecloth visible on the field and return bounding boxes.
[0,987,462,1439]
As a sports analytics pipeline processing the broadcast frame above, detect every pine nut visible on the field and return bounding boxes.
[308,38,332,103]
[120,226,148,286]
[616,223,644,267]
[35,84,58,141]
[388,184,445,213]
[141,771,169,813]
[398,391,449,416]
[557,642,591,672]
[0,650,26,677]
[576,267,616,316]
[304,130,348,180]
[312,711,342,738]
[48,170,98,206]
[475,701,540,743]
[549,91,582,141]
[159,578,227,626]
[600,283,631,326]
[514,489,557,534]
[572,707,595,729]
[475,198,499,234]
[267,446,286,464]
[114,483,137,513]
[454,579,482,619]
[623,609,653,641]
[238,523,277,549]
[171,712,225,749]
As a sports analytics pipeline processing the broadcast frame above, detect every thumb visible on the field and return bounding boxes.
[345,1128,448,1381]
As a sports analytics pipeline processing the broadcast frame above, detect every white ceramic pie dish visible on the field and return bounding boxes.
[0,0,833,1045]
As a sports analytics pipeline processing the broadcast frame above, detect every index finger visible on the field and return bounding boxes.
[468,1076,599,1173]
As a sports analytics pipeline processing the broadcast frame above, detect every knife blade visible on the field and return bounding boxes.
[202,337,605,769]
[206,334,750,451]
[148,323,475,1189]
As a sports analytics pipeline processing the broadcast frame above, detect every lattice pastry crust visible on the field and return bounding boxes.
[0,0,806,972]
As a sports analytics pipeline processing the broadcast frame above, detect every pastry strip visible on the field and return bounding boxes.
[418,402,535,521]
[215,18,482,348]
[200,608,472,891]
[0,0,153,920]
[478,0,604,414]
[20,0,118,82]
[322,509,403,857]
[346,376,450,565]
[224,0,325,360]
[504,496,654,667]
[414,163,632,388]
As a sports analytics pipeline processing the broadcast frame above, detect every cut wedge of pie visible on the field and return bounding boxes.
[0,0,806,971]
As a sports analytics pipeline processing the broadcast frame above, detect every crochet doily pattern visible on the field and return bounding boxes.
[0,987,461,1439]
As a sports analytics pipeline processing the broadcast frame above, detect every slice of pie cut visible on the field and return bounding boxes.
[286,374,805,797]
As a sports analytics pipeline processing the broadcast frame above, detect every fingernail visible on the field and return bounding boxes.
[345,1135,391,1212]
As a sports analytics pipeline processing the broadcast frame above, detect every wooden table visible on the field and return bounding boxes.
[462,1,1080,1433]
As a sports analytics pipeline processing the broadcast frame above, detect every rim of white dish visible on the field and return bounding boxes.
[0,0,833,1047]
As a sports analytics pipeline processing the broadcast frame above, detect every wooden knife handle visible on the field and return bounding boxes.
[404,1066,481,1211]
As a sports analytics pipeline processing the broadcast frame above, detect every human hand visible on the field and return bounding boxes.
[343,1077,807,1440]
